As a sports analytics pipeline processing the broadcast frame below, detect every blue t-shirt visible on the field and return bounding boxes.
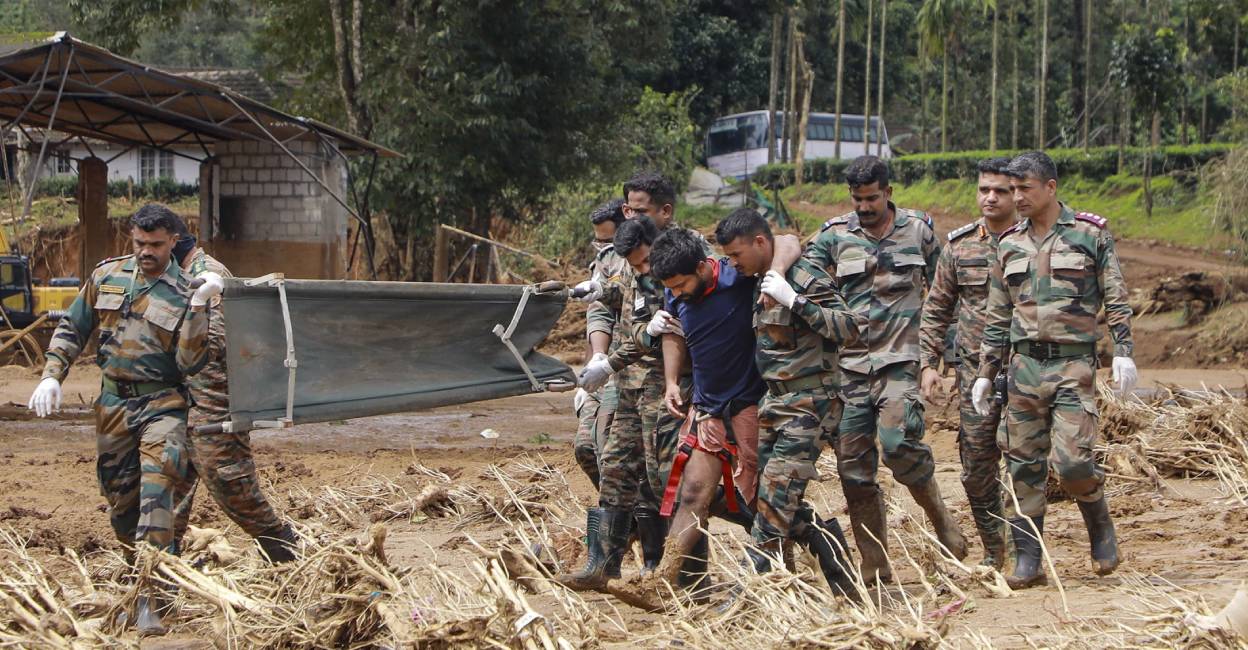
[666,258,766,416]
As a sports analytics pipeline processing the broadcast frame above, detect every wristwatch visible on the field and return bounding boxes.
[792,294,808,310]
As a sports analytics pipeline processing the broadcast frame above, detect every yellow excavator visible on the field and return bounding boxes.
[0,222,78,365]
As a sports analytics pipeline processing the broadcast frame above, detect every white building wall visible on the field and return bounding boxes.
[36,142,204,185]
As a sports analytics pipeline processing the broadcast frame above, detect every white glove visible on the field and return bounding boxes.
[191,271,224,308]
[573,387,589,415]
[578,353,612,392]
[759,270,798,309]
[28,377,62,418]
[573,280,603,303]
[971,377,992,417]
[1112,356,1138,393]
[646,310,680,337]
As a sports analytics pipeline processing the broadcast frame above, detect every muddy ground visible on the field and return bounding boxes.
[0,220,1246,647]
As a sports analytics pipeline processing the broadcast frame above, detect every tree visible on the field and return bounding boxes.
[1112,25,1180,217]
[876,0,888,156]
[834,0,847,159]
[862,0,873,151]
[1035,0,1048,148]
[988,0,999,152]
[918,0,965,153]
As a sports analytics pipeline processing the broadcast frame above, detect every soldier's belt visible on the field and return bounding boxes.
[1013,341,1096,360]
[765,373,827,396]
[101,377,177,399]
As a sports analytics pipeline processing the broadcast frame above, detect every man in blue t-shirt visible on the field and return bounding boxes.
[622,226,767,602]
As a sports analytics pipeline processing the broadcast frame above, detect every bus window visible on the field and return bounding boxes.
[707,114,768,157]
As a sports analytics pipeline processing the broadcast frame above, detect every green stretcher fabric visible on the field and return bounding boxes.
[220,279,574,431]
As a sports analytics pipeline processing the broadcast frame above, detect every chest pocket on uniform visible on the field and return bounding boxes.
[1003,256,1032,302]
[1049,251,1091,297]
[836,256,867,278]
[753,306,795,349]
[956,258,990,286]
[141,300,183,351]
[94,292,125,343]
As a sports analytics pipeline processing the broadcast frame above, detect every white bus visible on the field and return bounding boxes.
[705,110,892,180]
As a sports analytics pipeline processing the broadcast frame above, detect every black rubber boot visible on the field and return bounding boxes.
[708,486,755,533]
[1077,498,1121,576]
[969,496,1007,570]
[257,524,299,564]
[556,508,604,591]
[795,510,859,600]
[557,508,632,591]
[634,508,667,576]
[677,534,711,600]
[1006,516,1047,590]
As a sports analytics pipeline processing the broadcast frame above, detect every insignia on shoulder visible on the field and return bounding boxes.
[947,221,978,242]
[1074,211,1107,228]
[95,254,133,268]
[821,215,851,232]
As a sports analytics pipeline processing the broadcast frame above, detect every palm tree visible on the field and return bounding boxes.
[876,0,888,157]
[988,0,999,152]
[862,0,873,152]
[834,0,847,159]
[918,0,964,153]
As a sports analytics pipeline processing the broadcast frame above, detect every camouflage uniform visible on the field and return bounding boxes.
[752,258,860,544]
[575,244,629,487]
[172,248,287,545]
[978,205,1134,518]
[803,206,941,493]
[600,267,689,513]
[42,255,209,552]
[920,218,1010,558]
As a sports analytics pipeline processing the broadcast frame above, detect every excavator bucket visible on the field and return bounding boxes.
[220,278,575,432]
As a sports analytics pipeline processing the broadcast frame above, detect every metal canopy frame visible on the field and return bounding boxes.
[0,32,396,274]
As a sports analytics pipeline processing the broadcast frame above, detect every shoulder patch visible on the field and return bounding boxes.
[594,244,615,259]
[95,254,133,268]
[821,215,851,232]
[1075,211,1107,228]
[1001,221,1025,237]
[946,221,977,242]
[789,264,818,291]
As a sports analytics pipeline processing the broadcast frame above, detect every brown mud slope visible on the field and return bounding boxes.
[0,364,1246,647]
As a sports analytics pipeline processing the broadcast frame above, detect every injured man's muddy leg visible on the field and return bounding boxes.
[608,448,722,610]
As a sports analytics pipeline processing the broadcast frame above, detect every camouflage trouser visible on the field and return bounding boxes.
[836,361,934,498]
[573,382,618,488]
[640,376,689,513]
[96,388,191,553]
[1001,353,1103,518]
[599,375,688,512]
[955,363,1008,538]
[172,420,286,545]
[753,385,843,543]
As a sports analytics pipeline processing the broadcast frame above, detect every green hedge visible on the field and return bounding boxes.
[755,143,1235,188]
[35,176,199,201]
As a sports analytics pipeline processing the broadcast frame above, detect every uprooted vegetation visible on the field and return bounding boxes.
[1,424,1247,648]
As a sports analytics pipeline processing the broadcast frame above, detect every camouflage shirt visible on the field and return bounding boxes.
[606,268,666,390]
[977,203,1134,379]
[803,204,940,375]
[182,248,233,424]
[919,218,1009,371]
[753,258,862,388]
[43,255,209,385]
[585,243,628,351]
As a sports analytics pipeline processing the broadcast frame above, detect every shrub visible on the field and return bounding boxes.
[756,143,1234,188]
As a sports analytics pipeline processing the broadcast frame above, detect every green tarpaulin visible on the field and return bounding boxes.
[221,279,573,432]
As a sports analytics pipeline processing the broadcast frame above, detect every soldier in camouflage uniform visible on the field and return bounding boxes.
[27,204,219,635]
[973,151,1137,589]
[795,156,967,583]
[168,216,297,564]
[716,209,861,597]
[572,199,627,487]
[918,157,1018,569]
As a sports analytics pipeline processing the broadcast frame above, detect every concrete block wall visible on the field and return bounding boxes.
[207,138,350,278]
